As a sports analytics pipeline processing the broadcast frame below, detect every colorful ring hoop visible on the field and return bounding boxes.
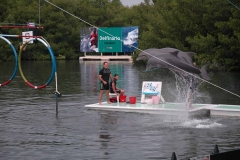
[0,36,18,87]
[18,38,56,89]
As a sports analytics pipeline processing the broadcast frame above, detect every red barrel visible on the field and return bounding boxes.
[129,96,136,104]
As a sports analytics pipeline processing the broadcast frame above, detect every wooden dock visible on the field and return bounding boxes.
[79,55,132,61]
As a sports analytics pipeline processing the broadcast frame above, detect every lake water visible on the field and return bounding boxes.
[0,60,240,160]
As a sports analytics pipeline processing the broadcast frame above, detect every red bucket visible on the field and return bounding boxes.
[129,96,136,104]
[109,97,117,103]
[119,95,126,102]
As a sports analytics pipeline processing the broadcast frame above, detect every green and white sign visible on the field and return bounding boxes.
[98,27,122,52]
[80,26,139,53]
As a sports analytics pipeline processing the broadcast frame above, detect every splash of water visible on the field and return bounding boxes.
[182,119,224,128]
[160,115,224,129]
[169,69,196,105]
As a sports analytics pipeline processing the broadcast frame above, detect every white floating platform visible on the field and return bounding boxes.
[79,55,132,61]
[85,102,240,117]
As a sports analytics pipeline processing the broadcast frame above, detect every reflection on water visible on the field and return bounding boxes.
[80,61,140,99]
[0,60,240,160]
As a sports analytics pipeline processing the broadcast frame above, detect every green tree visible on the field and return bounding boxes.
[0,0,240,71]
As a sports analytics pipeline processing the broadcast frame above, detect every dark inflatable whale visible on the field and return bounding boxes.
[137,48,211,80]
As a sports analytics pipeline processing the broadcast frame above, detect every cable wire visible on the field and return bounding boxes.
[44,0,240,98]
[227,0,240,11]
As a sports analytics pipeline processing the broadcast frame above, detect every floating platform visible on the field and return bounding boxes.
[79,55,132,61]
[85,102,240,117]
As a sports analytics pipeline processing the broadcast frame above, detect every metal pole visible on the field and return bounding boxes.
[55,72,58,115]
[0,34,42,38]
[0,26,43,29]
[56,93,58,115]
[39,0,41,25]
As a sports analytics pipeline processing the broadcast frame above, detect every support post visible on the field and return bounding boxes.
[54,72,61,115]
[55,72,58,115]
[56,94,58,115]
[39,0,41,25]
[171,152,177,160]
[213,144,220,154]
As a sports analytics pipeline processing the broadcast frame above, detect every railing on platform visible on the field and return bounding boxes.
[171,144,240,160]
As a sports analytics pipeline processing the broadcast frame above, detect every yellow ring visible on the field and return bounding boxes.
[18,42,28,82]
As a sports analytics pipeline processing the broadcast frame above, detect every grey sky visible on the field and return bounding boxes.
[121,0,144,6]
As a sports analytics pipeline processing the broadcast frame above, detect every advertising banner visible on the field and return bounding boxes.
[80,26,138,53]
[121,26,138,52]
[98,27,122,52]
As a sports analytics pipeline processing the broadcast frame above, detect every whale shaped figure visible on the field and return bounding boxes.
[137,48,211,80]
[123,29,138,46]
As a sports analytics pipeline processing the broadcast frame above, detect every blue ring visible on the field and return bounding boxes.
[0,36,18,86]
[10,44,18,80]
[46,47,56,85]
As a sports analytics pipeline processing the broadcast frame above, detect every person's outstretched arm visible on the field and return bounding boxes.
[112,82,119,95]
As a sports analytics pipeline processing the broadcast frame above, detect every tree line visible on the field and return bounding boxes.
[0,0,240,71]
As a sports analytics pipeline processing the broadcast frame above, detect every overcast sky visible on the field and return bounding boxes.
[121,0,144,6]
